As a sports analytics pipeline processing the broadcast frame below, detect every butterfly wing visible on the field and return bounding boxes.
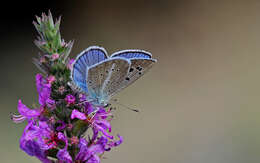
[86,57,131,105]
[71,46,108,93]
[110,58,156,97]
[110,49,152,59]
[108,50,157,96]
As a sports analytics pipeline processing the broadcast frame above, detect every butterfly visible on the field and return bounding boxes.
[71,46,157,107]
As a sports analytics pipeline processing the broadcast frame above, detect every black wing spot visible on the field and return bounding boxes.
[125,77,130,81]
[138,72,142,75]
[117,69,120,72]
[136,66,142,71]
[106,70,109,73]
[112,68,115,71]
[129,67,134,72]
[100,73,103,76]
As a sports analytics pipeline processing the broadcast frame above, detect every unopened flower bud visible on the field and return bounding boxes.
[51,53,59,60]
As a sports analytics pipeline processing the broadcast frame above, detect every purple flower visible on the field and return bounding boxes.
[71,108,114,139]
[92,108,113,139]
[56,132,73,163]
[75,134,122,163]
[11,100,41,123]
[71,109,87,120]
[14,12,125,163]
[21,140,51,163]
[65,94,76,105]
[75,138,102,162]
[36,74,52,106]
[12,74,55,124]
[20,121,52,162]
[57,149,72,163]
[108,134,123,147]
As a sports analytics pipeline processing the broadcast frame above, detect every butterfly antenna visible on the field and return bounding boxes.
[111,99,139,113]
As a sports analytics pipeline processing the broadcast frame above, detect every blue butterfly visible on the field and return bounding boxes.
[71,46,157,106]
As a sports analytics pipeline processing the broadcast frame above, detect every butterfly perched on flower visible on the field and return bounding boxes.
[70,46,157,106]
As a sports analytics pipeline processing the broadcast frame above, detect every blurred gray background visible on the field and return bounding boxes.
[1,0,260,162]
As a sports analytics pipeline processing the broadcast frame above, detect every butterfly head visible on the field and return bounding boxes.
[95,98,109,107]
[87,90,109,107]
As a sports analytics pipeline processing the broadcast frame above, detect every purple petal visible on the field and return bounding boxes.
[57,148,72,163]
[36,74,43,93]
[88,144,104,154]
[76,138,88,161]
[71,109,87,120]
[56,121,66,131]
[38,121,49,129]
[17,100,41,118]
[91,128,99,143]
[95,119,112,132]
[86,102,95,114]
[57,132,68,146]
[76,140,88,161]
[46,98,55,109]
[86,154,100,163]
[19,121,51,162]
[96,136,111,151]
[20,139,49,162]
[36,74,51,106]
[21,141,51,163]
[65,94,76,105]
[114,134,123,146]
[94,124,114,139]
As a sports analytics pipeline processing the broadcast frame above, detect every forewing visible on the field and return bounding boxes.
[110,49,152,59]
[86,58,130,103]
[71,46,108,93]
